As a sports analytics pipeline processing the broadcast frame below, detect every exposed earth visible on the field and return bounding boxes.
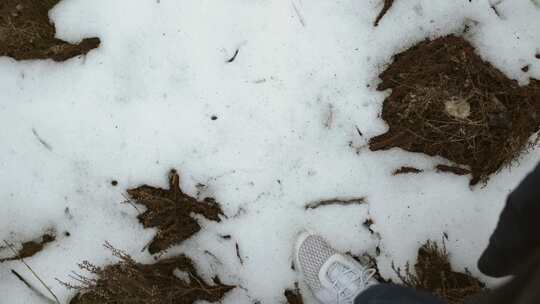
[370,35,540,185]
[0,0,99,61]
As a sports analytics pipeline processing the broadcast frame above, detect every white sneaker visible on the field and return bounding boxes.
[294,232,377,304]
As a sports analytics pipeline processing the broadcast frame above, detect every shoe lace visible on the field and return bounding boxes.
[331,268,376,303]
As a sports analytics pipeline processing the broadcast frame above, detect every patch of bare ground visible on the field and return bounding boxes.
[392,241,485,304]
[0,0,100,61]
[127,169,225,254]
[370,35,540,185]
[1,232,56,262]
[64,243,234,304]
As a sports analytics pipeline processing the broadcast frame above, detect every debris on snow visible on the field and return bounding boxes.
[0,0,100,61]
[370,35,540,185]
[392,240,485,304]
[284,283,304,304]
[393,166,423,175]
[127,169,225,254]
[304,197,366,210]
[64,243,235,304]
[1,232,56,262]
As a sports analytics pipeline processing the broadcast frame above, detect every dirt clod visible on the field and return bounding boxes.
[65,243,235,304]
[393,241,485,304]
[369,35,540,185]
[127,169,225,254]
[0,0,100,61]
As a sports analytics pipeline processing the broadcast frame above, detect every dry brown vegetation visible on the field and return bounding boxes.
[127,169,225,254]
[0,0,99,61]
[393,241,485,304]
[0,232,56,262]
[370,35,540,185]
[64,243,235,304]
[393,166,423,175]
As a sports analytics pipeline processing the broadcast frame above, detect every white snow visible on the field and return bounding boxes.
[1,0,540,303]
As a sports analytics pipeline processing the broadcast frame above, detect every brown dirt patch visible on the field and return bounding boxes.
[127,169,225,254]
[393,240,485,304]
[0,0,100,61]
[65,243,235,304]
[1,232,56,262]
[369,35,540,185]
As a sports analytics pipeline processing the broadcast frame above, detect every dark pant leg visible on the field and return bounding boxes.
[354,284,445,304]
[478,163,540,277]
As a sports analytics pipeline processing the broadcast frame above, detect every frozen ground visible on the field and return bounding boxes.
[1,0,540,303]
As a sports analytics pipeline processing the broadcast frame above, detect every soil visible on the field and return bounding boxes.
[369,35,540,185]
[393,240,485,304]
[66,243,235,304]
[0,0,100,61]
[127,169,225,254]
[0,232,55,262]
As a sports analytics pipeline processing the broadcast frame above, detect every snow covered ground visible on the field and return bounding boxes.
[1,0,540,302]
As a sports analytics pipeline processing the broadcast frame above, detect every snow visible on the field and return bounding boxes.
[1,0,539,303]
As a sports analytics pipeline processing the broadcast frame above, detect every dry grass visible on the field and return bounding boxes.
[370,35,540,185]
[62,243,235,304]
[0,0,99,61]
[392,241,485,304]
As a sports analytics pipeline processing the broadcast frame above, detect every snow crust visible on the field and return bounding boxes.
[1,0,539,302]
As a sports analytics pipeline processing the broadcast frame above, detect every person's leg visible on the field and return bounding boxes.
[478,163,540,277]
[353,284,445,304]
